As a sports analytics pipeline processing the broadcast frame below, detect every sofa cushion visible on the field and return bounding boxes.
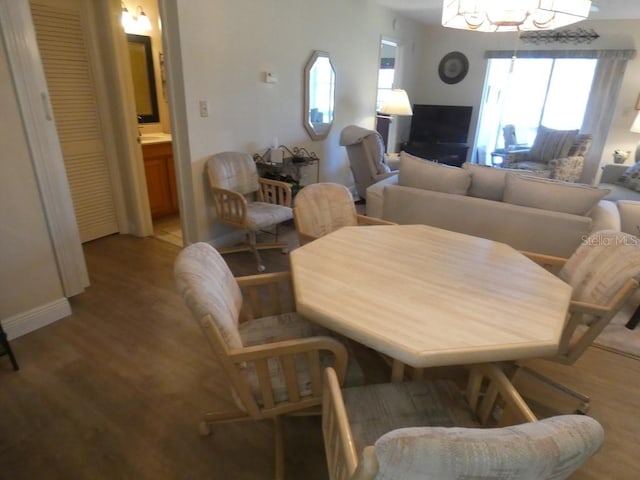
[462,163,524,201]
[529,126,578,164]
[614,162,640,192]
[503,173,609,216]
[399,152,470,195]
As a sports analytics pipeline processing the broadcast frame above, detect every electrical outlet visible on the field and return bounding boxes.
[199,100,209,117]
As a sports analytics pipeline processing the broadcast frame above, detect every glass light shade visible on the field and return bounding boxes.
[121,7,135,32]
[379,89,413,116]
[442,0,592,32]
[137,10,152,32]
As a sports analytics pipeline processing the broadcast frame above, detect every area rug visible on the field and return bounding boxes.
[592,291,640,360]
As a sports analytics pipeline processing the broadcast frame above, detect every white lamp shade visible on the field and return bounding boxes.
[379,89,413,116]
[442,0,592,32]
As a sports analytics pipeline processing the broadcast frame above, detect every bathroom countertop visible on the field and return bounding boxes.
[140,133,173,145]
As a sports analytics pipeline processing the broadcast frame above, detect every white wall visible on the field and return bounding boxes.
[414,19,640,178]
[167,0,425,242]
[0,34,68,336]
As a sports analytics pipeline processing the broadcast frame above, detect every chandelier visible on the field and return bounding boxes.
[442,0,592,32]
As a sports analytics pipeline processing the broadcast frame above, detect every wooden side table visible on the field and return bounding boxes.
[0,323,19,370]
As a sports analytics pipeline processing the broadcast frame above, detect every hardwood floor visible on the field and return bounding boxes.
[0,231,638,479]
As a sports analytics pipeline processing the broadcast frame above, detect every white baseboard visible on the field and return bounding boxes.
[1,298,71,340]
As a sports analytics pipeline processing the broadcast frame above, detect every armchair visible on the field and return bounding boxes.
[293,183,394,245]
[322,365,603,480]
[206,151,293,272]
[502,126,592,182]
[174,242,354,480]
[340,125,396,200]
[517,229,640,413]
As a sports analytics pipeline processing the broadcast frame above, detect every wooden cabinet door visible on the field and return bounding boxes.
[142,142,178,218]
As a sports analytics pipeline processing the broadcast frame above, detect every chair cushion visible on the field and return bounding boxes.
[615,162,640,192]
[503,173,609,216]
[362,132,390,175]
[245,202,293,230]
[529,126,578,164]
[239,313,364,406]
[373,415,604,480]
[399,152,471,195]
[341,380,478,456]
[509,161,552,177]
[207,152,261,195]
[174,243,244,350]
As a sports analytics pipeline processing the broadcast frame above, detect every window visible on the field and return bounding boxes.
[475,57,597,164]
[376,40,397,111]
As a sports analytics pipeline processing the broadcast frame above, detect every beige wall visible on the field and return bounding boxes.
[0,36,66,321]
[166,0,426,242]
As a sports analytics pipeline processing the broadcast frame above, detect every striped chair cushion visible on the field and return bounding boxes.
[239,313,364,406]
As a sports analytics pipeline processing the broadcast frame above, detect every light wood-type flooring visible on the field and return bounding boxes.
[1,228,638,479]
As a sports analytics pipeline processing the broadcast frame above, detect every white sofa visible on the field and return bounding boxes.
[366,153,620,258]
[599,163,640,236]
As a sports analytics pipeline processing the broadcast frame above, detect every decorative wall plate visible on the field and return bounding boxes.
[438,51,469,85]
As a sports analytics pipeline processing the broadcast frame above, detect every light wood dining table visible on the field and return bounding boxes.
[290,225,572,382]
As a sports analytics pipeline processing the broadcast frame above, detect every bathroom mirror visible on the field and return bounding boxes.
[127,34,159,123]
[304,51,335,140]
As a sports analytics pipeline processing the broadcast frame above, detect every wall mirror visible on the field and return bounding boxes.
[126,34,159,123]
[304,50,335,140]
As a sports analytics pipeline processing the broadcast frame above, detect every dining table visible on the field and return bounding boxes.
[290,224,572,382]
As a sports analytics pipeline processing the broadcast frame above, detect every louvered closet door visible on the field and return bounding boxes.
[30,0,119,242]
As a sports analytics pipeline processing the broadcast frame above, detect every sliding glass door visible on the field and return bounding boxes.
[475,57,597,165]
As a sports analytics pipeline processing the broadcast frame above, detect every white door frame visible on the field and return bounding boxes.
[0,0,89,296]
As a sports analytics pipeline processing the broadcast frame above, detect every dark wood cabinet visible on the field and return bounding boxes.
[401,142,469,167]
[142,142,178,218]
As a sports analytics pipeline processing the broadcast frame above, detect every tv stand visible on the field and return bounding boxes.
[401,142,469,167]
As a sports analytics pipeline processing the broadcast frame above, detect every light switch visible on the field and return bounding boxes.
[199,100,209,117]
[265,72,278,84]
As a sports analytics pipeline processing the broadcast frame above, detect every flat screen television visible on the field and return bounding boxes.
[409,104,473,144]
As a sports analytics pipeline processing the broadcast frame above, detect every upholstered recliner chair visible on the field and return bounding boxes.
[502,126,592,182]
[340,125,396,200]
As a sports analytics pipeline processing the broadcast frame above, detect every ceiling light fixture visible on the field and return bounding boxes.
[442,0,592,32]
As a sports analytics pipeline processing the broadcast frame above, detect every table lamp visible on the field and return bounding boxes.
[631,111,640,163]
[379,89,413,117]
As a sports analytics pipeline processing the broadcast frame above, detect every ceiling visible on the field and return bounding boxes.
[373,0,640,26]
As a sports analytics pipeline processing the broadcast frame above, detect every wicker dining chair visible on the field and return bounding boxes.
[293,182,394,245]
[206,151,293,272]
[174,242,364,480]
[323,365,603,480]
[517,229,640,413]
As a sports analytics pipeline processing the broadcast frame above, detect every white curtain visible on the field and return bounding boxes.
[580,55,631,184]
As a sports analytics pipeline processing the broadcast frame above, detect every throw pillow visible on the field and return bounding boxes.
[503,173,610,216]
[567,133,593,157]
[462,163,525,201]
[399,152,471,195]
[529,126,579,164]
[615,162,640,192]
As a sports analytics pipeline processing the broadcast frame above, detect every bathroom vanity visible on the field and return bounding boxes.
[140,134,177,218]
